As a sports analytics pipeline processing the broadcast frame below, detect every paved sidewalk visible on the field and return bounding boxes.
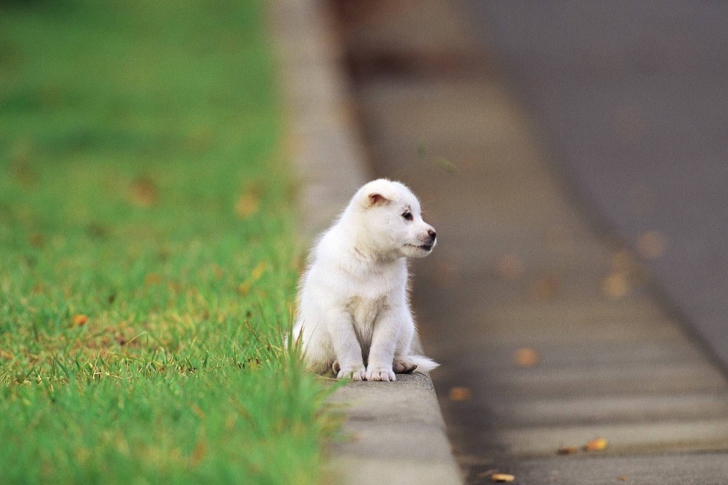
[473,1,728,369]
[333,1,728,483]
[271,1,462,484]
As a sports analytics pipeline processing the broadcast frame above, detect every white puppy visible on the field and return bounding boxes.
[293,179,439,381]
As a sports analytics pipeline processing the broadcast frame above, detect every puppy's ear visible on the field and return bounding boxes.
[367,192,390,207]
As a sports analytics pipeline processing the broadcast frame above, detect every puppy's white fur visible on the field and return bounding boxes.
[293,179,439,381]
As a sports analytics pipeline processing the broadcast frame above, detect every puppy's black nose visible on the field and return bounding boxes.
[428,229,437,239]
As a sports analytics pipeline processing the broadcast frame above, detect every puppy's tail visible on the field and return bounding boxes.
[408,355,440,373]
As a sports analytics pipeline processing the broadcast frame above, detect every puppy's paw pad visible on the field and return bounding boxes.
[393,358,417,374]
[365,368,396,382]
[337,367,366,381]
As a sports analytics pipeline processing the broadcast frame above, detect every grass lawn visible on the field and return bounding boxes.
[0,1,335,483]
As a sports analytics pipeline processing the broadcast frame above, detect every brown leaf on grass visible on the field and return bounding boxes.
[491,473,515,483]
[584,437,608,451]
[144,273,162,285]
[189,439,207,466]
[225,414,238,431]
[29,233,45,248]
[237,282,251,296]
[71,314,89,326]
[235,192,260,219]
[251,262,266,280]
[190,403,206,420]
[514,347,540,367]
[448,387,471,402]
[129,176,158,207]
[0,350,13,360]
[238,262,266,295]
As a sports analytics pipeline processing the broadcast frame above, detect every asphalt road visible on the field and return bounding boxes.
[470,0,728,369]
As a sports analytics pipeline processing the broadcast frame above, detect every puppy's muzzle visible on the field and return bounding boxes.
[421,229,437,251]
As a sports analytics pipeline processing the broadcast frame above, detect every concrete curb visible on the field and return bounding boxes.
[271,1,463,484]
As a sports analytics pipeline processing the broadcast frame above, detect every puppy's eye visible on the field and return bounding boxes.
[402,211,413,221]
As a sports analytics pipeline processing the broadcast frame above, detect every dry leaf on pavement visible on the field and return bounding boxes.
[497,253,525,280]
[584,437,608,451]
[491,473,515,483]
[637,231,666,259]
[557,446,578,455]
[514,347,540,367]
[448,387,471,402]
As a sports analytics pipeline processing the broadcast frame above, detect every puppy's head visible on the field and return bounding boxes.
[353,179,437,259]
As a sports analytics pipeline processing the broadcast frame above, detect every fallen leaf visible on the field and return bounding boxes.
[144,273,162,285]
[497,253,525,280]
[129,176,158,207]
[251,262,266,280]
[637,231,666,259]
[557,446,578,455]
[584,437,608,451]
[514,347,540,367]
[617,476,628,482]
[491,473,515,483]
[237,281,251,296]
[235,192,260,219]
[190,403,206,419]
[189,439,207,466]
[448,387,471,402]
[602,271,629,298]
[71,314,89,326]
[29,233,45,248]
[532,274,561,300]
[11,157,38,186]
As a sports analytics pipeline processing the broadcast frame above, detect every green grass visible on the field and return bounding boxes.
[0,1,335,483]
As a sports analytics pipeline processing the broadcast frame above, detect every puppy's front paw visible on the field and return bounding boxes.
[365,366,396,382]
[337,366,367,381]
